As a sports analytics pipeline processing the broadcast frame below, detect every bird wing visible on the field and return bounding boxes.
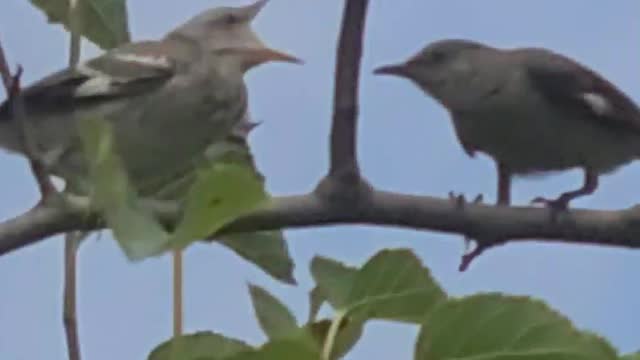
[516,47,640,134]
[0,41,180,120]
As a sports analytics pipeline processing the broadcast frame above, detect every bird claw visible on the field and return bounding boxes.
[530,195,572,223]
[449,192,484,211]
[530,196,569,212]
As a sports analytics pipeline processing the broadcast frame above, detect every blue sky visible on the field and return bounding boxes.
[1,0,639,359]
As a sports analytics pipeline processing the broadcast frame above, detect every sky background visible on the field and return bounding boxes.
[1,0,639,359]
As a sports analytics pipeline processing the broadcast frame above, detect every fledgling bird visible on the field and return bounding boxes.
[374,39,640,209]
[0,0,301,194]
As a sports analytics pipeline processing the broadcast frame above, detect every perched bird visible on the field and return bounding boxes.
[374,39,640,209]
[0,0,300,194]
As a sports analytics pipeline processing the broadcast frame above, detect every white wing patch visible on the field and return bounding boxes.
[74,62,116,97]
[113,53,172,69]
[72,51,172,98]
[74,76,115,97]
[582,92,610,116]
[77,63,108,78]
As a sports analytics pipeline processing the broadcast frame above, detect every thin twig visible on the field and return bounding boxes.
[63,232,82,360]
[173,249,183,337]
[68,0,81,68]
[63,1,83,360]
[0,38,12,90]
[328,0,369,182]
[0,38,56,198]
[68,32,81,69]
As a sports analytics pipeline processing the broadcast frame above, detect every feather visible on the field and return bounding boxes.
[0,41,178,120]
[517,47,640,133]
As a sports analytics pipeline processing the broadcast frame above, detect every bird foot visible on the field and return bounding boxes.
[530,195,572,223]
[530,196,569,212]
[448,192,484,211]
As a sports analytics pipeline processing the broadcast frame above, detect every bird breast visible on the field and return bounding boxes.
[116,74,246,181]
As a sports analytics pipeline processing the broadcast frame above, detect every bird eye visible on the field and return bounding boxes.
[429,50,446,64]
[223,14,238,25]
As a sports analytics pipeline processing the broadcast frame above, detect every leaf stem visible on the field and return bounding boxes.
[322,310,346,360]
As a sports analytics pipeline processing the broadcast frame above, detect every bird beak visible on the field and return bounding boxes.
[373,63,410,77]
[243,47,303,65]
[240,0,269,22]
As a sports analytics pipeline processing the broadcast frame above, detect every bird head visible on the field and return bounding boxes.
[167,0,302,72]
[374,39,491,106]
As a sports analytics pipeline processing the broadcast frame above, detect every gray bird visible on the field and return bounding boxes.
[0,0,300,195]
[374,39,640,209]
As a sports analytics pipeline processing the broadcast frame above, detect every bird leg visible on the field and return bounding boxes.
[531,169,598,211]
[496,162,511,206]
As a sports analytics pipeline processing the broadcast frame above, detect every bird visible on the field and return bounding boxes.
[0,0,301,195]
[374,39,640,210]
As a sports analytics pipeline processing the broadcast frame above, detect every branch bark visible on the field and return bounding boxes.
[1,192,640,260]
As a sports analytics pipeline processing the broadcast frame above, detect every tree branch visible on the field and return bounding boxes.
[1,191,640,261]
[328,0,369,182]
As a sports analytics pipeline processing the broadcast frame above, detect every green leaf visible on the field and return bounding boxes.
[225,338,321,360]
[308,286,326,323]
[29,0,130,49]
[169,163,269,250]
[312,249,446,323]
[310,256,358,313]
[147,331,251,360]
[217,231,296,285]
[134,134,296,284]
[415,293,618,360]
[79,117,169,260]
[311,250,446,359]
[179,137,295,284]
[207,139,295,285]
[202,137,264,174]
[346,249,446,322]
[306,318,363,360]
[150,138,264,200]
[621,352,640,360]
[248,284,298,340]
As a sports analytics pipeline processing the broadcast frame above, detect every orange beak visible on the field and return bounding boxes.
[243,47,303,65]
